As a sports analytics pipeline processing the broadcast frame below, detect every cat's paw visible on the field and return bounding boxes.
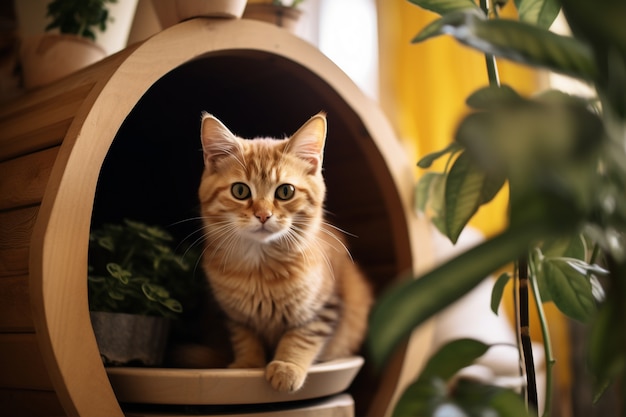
[265,360,307,392]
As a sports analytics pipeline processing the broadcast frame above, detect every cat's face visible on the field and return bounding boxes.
[199,113,327,245]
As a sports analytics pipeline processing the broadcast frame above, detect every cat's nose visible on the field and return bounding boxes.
[255,210,272,224]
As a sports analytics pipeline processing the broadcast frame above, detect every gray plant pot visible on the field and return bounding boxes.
[90,311,170,366]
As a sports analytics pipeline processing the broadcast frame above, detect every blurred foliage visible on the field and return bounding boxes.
[369,0,626,415]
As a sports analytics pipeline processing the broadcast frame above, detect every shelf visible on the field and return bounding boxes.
[107,356,363,405]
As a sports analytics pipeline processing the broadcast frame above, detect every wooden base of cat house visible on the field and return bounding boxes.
[0,18,434,417]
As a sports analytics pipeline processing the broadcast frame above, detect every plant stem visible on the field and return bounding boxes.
[519,255,539,413]
[589,242,601,264]
[513,260,525,399]
[480,0,537,410]
[529,255,554,417]
[480,0,501,87]
[485,56,501,87]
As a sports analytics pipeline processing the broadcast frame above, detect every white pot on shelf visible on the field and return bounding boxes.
[152,0,248,29]
[15,0,140,89]
[19,33,107,89]
[243,3,303,33]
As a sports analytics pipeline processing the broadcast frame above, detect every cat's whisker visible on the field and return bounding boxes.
[207,226,238,254]
[168,216,205,227]
[280,229,310,263]
[287,224,334,276]
[320,220,358,238]
[318,223,355,264]
[177,224,211,248]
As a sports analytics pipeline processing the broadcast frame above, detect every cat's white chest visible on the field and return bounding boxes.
[223,265,324,330]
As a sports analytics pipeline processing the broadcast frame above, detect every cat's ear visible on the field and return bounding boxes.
[200,112,242,170]
[288,112,327,174]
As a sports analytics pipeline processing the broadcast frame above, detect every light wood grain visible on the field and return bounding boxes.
[0,207,38,277]
[0,85,92,161]
[0,206,38,249]
[0,147,59,211]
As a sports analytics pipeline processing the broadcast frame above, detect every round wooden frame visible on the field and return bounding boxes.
[16,18,432,416]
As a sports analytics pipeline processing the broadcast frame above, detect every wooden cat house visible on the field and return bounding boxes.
[0,18,433,416]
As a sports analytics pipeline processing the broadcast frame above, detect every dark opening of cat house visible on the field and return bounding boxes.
[91,50,410,414]
[92,51,404,295]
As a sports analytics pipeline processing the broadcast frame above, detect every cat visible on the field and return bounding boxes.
[195,112,372,393]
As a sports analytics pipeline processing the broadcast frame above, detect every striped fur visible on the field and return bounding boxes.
[197,113,372,392]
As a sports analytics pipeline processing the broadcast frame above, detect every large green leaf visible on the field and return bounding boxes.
[541,234,587,260]
[561,0,626,118]
[424,172,448,236]
[589,295,626,399]
[368,220,551,367]
[420,339,490,381]
[412,9,483,44]
[542,258,597,321]
[456,95,604,218]
[466,85,523,109]
[453,380,530,417]
[445,151,506,243]
[412,10,596,80]
[417,142,463,169]
[491,272,512,315]
[393,339,489,417]
[561,0,626,58]
[408,0,481,16]
[415,172,443,212]
[533,234,588,303]
[514,0,562,29]
[392,377,450,417]
[393,339,529,417]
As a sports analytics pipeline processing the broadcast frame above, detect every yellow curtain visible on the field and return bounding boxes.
[376,1,571,411]
[376,1,542,238]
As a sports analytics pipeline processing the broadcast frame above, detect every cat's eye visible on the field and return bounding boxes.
[231,182,251,200]
[275,184,295,201]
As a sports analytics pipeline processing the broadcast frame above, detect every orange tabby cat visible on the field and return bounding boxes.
[197,112,372,393]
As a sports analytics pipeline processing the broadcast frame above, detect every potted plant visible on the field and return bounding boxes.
[243,0,305,33]
[19,0,116,89]
[369,0,625,416]
[88,218,202,366]
[151,0,249,30]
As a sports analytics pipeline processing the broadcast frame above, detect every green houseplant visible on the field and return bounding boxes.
[88,219,202,365]
[243,0,306,32]
[19,0,117,89]
[152,0,249,29]
[369,0,625,416]
[45,0,117,42]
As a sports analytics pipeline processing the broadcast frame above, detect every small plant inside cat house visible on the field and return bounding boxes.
[88,219,202,366]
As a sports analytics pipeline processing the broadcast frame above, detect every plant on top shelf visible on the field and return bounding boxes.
[88,219,202,319]
[45,0,118,42]
[272,0,306,7]
[19,0,117,89]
